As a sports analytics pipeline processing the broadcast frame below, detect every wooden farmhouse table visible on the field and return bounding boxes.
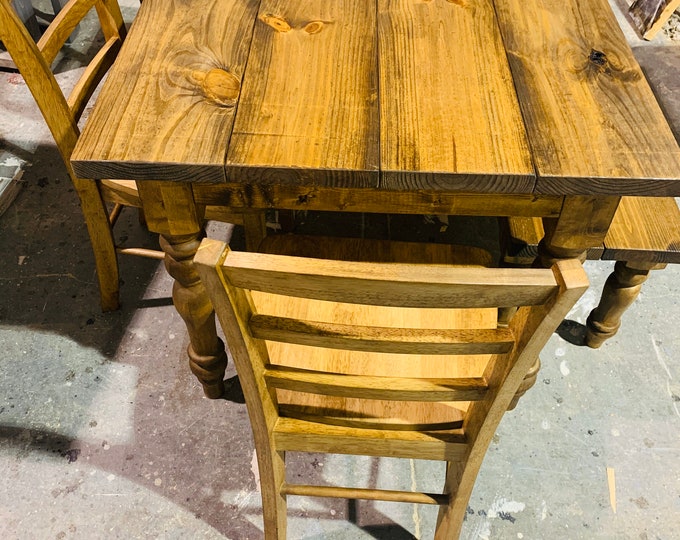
[72,0,680,398]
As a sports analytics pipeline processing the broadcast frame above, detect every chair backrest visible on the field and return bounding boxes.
[196,236,587,439]
[0,0,126,172]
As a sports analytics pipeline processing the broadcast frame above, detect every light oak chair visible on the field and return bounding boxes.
[194,236,588,539]
[0,0,148,311]
[0,0,248,311]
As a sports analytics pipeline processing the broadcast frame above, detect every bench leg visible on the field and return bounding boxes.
[585,261,666,348]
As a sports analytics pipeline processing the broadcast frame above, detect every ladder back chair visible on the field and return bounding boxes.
[194,238,588,539]
[0,0,248,310]
[1,0,137,311]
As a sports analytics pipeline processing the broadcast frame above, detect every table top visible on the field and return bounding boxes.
[71,0,680,196]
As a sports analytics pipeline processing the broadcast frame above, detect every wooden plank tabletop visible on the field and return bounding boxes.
[377,0,534,193]
[493,0,680,195]
[71,0,680,197]
[72,0,261,183]
[226,0,380,188]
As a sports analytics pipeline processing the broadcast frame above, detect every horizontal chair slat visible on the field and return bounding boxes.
[251,315,514,355]
[278,406,464,432]
[281,483,449,505]
[224,251,558,308]
[273,417,467,461]
[266,365,489,401]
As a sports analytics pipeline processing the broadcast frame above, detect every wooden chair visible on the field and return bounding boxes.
[0,0,147,311]
[0,0,248,311]
[194,236,588,539]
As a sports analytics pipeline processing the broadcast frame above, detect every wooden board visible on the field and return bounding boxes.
[377,0,535,193]
[603,197,680,262]
[226,0,379,188]
[71,0,261,182]
[629,0,680,40]
[493,0,680,196]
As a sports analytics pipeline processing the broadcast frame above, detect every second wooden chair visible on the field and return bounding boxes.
[0,0,249,311]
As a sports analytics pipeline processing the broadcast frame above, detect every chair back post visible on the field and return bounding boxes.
[0,0,126,165]
[0,0,78,162]
[194,238,288,537]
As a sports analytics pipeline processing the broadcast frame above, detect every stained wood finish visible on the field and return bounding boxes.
[226,0,379,187]
[377,0,534,192]
[222,251,560,308]
[602,197,680,263]
[194,237,588,539]
[629,0,680,40]
[193,183,564,217]
[257,234,495,265]
[493,0,680,196]
[72,0,261,182]
[501,217,604,266]
[586,260,665,348]
[504,197,680,346]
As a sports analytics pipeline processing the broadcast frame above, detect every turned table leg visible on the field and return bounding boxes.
[160,233,228,397]
[504,196,621,401]
[137,181,228,398]
[585,261,665,348]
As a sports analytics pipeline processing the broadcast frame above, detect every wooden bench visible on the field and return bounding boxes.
[502,196,680,347]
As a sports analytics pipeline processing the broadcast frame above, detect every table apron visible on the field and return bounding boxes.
[192,183,565,218]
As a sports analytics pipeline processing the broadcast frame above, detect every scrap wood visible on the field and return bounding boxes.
[629,0,680,40]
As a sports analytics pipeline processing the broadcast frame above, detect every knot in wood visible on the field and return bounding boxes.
[303,21,324,34]
[260,13,291,32]
[589,49,608,68]
[197,68,240,107]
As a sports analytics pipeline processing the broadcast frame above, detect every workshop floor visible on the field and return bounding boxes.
[1,1,679,538]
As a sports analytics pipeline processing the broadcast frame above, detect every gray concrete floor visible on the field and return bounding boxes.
[1,1,680,539]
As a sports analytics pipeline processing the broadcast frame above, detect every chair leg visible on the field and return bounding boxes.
[72,178,120,311]
[435,461,469,539]
[585,261,665,348]
[259,449,287,540]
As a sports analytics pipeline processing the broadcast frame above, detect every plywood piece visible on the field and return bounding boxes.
[493,0,680,195]
[226,0,379,187]
[377,0,534,193]
[72,0,261,182]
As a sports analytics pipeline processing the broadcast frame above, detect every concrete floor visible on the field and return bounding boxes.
[1,1,680,538]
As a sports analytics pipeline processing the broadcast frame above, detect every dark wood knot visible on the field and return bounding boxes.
[194,68,240,107]
[589,49,608,67]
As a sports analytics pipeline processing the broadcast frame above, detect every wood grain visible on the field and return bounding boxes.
[493,0,680,195]
[629,0,680,40]
[223,250,560,308]
[226,0,379,187]
[377,0,534,193]
[72,0,261,182]
[192,182,564,216]
[603,197,680,262]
